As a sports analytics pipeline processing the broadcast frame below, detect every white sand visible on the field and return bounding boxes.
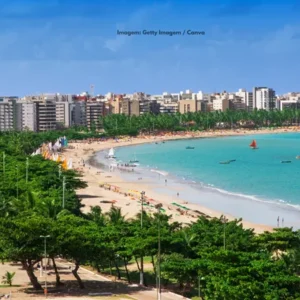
[62,127,300,233]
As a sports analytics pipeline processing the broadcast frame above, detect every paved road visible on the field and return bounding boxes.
[55,260,110,282]
[56,260,190,300]
[0,261,190,300]
[130,289,189,300]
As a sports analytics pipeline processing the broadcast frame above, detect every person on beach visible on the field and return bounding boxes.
[177,192,179,197]
[282,217,284,227]
[277,216,280,227]
[165,179,167,186]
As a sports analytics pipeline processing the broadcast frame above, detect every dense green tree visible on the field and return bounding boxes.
[0,214,54,290]
[1,127,300,298]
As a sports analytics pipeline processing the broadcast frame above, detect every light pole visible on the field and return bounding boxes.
[40,235,50,298]
[58,165,62,179]
[2,152,5,177]
[222,216,226,251]
[198,276,205,299]
[155,203,162,300]
[140,191,145,228]
[16,166,19,200]
[62,176,66,208]
[140,191,145,286]
[26,157,29,184]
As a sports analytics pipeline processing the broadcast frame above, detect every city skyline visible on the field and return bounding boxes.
[1,0,300,95]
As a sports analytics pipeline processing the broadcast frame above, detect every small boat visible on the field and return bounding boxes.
[229,159,236,162]
[220,161,231,164]
[296,156,300,159]
[281,160,292,163]
[130,153,139,163]
[107,148,116,159]
[186,146,195,149]
[249,140,258,149]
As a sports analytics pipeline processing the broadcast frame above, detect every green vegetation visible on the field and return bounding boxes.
[99,108,300,136]
[1,128,300,298]
[1,271,15,286]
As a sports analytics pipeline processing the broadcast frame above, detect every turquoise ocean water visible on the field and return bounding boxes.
[98,133,300,227]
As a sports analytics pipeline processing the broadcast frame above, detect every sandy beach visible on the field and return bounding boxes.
[62,127,300,234]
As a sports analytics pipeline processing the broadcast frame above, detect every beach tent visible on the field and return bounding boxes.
[62,159,68,170]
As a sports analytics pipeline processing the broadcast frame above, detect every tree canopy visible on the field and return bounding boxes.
[1,129,300,298]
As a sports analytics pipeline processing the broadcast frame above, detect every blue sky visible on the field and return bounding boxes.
[1,0,300,95]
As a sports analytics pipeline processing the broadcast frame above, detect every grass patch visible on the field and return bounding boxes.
[128,256,153,264]
[0,284,21,288]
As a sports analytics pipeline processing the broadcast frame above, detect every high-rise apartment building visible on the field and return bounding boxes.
[139,100,160,115]
[18,101,37,131]
[86,101,105,129]
[179,99,201,113]
[253,87,276,110]
[36,100,57,131]
[212,99,231,111]
[121,99,140,116]
[18,93,74,131]
[56,102,71,128]
[0,98,19,131]
[71,101,87,127]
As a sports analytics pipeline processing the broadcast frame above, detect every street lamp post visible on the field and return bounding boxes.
[140,191,145,286]
[2,152,5,177]
[62,176,66,208]
[26,157,29,184]
[16,166,19,200]
[140,191,145,228]
[58,165,62,179]
[155,203,162,300]
[222,216,226,251]
[198,276,205,299]
[40,235,50,298]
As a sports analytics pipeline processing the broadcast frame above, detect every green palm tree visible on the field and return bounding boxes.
[106,206,125,225]
[1,271,15,286]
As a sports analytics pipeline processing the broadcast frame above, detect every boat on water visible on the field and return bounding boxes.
[249,140,258,149]
[281,160,292,163]
[219,159,236,164]
[186,146,195,149]
[107,148,116,159]
[220,161,231,164]
[130,153,139,163]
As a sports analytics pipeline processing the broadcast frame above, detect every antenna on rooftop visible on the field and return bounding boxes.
[90,84,94,97]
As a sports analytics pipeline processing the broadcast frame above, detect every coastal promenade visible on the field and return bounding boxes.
[0,261,190,300]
